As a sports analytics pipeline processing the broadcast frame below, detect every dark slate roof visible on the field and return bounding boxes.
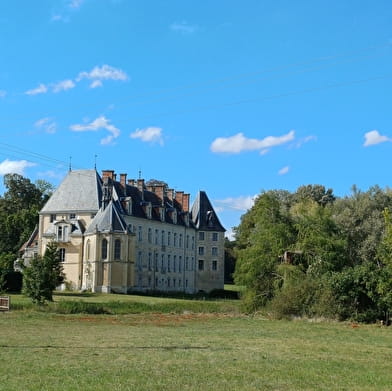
[41,170,102,213]
[85,201,128,234]
[190,191,225,232]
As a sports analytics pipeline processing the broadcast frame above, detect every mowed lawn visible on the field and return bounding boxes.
[0,295,391,390]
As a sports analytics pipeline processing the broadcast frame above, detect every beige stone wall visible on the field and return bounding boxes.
[195,230,225,292]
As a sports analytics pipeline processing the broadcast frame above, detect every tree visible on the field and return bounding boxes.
[0,174,51,254]
[22,242,64,304]
[234,192,296,310]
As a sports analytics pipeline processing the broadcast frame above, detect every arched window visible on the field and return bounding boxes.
[59,248,66,262]
[101,238,108,260]
[114,239,121,260]
[86,239,91,260]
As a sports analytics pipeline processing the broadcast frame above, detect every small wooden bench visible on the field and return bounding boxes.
[0,296,10,311]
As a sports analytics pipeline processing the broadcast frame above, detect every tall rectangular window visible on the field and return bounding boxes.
[198,259,204,271]
[198,231,204,240]
[59,248,66,262]
[138,226,142,242]
[212,260,218,271]
[198,247,204,256]
[212,247,218,256]
[114,239,121,260]
[148,228,152,243]
[212,232,218,241]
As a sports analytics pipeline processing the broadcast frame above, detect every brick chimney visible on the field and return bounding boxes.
[167,188,174,202]
[128,179,135,186]
[175,191,184,210]
[154,185,165,203]
[182,193,190,212]
[120,173,127,187]
[102,170,115,180]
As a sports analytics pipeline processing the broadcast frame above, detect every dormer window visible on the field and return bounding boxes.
[159,207,165,222]
[146,203,152,219]
[56,223,69,242]
[172,209,177,224]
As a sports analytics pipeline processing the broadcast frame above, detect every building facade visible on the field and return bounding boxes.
[35,169,225,294]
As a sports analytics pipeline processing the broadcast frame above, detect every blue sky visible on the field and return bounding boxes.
[1,0,392,239]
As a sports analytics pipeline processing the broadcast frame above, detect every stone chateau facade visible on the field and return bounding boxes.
[27,169,225,294]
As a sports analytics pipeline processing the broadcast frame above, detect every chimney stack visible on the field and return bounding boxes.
[102,170,115,180]
[182,194,190,212]
[120,173,127,187]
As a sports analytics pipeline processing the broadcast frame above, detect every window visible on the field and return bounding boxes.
[161,254,165,271]
[212,232,218,241]
[161,230,165,246]
[212,247,218,256]
[212,260,218,271]
[148,252,152,271]
[137,251,143,270]
[50,214,56,223]
[179,256,182,272]
[59,248,66,262]
[69,213,76,219]
[101,239,108,259]
[185,257,189,271]
[174,233,177,247]
[173,255,177,273]
[167,255,171,272]
[114,239,121,260]
[191,236,195,250]
[186,235,189,248]
[148,228,152,243]
[57,224,69,242]
[199,231,205,240]
[198,247,204,256]
[154,252,158,272]
[168,232,171,246]
[198,259,204,271]
[155,229,159,245]
[179,234,183,247]
[138,226,143,242]
[86,239,91,260]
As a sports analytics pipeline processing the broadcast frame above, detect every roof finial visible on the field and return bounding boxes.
[69,156,72,172]
[138,169,142,179]
[94,154,98,170]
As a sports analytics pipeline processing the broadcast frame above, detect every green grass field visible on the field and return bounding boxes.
[1,293,391,390]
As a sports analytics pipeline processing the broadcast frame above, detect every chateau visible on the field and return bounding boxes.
[31,169,225,294]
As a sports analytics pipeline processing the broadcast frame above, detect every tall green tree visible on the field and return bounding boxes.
[234,191,296,310]
[0,174,52,255]
[22,242,64,304]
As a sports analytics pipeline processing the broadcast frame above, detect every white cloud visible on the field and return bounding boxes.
[34,117,57,134]
[363,130,391,147]
[170,21,199,34]
[70,116,120,145]
[77,65,128,88]
[0,159,36,175]
[214,195,256,212]
[292,135,317,148]
[210,130,295,154]
[130,127,164,145]
[0,90,6,98]
[278,166,290,175]
[25,83,48,95]
[90,80,103,89]
[68,0,84,8]
[52,79,75,93]
[225,228,236,241]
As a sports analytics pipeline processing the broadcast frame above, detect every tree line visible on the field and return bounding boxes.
[233,184,392,324]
